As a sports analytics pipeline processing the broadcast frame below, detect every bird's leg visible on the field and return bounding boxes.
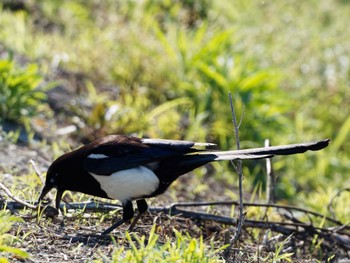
[128,199,148,231]
[102,201,134,235]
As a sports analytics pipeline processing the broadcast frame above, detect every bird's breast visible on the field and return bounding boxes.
[90,166,160,203]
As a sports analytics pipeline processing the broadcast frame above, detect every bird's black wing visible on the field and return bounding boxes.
[82,136,202,175]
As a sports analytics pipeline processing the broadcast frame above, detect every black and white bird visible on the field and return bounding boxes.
[38,135,330,234]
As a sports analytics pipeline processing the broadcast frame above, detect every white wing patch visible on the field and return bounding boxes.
[87,154,109,159]
[90,166,160,203]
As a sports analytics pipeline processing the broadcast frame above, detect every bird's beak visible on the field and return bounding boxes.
[38,185,64,210]
[38,184,53,204]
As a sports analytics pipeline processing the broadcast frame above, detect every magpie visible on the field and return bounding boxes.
[38,135,330,234]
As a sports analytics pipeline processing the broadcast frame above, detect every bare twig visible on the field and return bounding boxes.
[265,139,275,203]
[229,92,241,150]
[167,201,346,227]
[0,182,37,210]
[163,206,350,250]
[228,92,245,245]
[0,194,21,215]
[29,159,45,185]
[1,200,345,227]
[2,199,347,230]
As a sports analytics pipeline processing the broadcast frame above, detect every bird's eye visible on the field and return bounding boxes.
[50,173,59,184]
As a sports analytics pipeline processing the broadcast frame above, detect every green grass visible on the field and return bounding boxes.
[96,225,227,263]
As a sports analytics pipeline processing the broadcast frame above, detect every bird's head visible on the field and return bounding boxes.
[38,157,68,210]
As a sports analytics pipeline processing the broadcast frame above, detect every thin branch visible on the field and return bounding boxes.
[265,139,276,204]
[2,199,346,229]
[229,92,240,150]
[167,201,346,227]
[53,204,349,249]
[0,182,37,210]
[228,92,245,245]
[29,159,45,185]
[237,105,245,130]
[163,206,350,250]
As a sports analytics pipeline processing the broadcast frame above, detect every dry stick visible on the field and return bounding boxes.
[165,207,350,250]
[1,200,346,228]
[0,160,45,213]
[29,159,45,185]
[0,195,20,215]
[166,201,346,227]
[265,139,275,204]
[0,182,37,210]
[0,161,51,216]
[262,139,275,251]
[228,92,245,245]
[17,198,350,242]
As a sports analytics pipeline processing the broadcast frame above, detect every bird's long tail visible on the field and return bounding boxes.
[210,139,330,160]
[182,139,330,164]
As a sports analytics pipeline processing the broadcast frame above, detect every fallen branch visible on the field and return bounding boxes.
[49,201,350,249]
[0,182,37,210]
[1,198,349,249]
[166,201,347,228]
[159,206,350,250]
[1,199,347,229]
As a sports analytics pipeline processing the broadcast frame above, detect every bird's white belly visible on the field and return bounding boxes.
[90,166,159,203]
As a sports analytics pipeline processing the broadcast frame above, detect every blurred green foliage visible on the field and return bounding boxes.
[0,0,349,204]
[0,58,47,129]
[0,212,28,262]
